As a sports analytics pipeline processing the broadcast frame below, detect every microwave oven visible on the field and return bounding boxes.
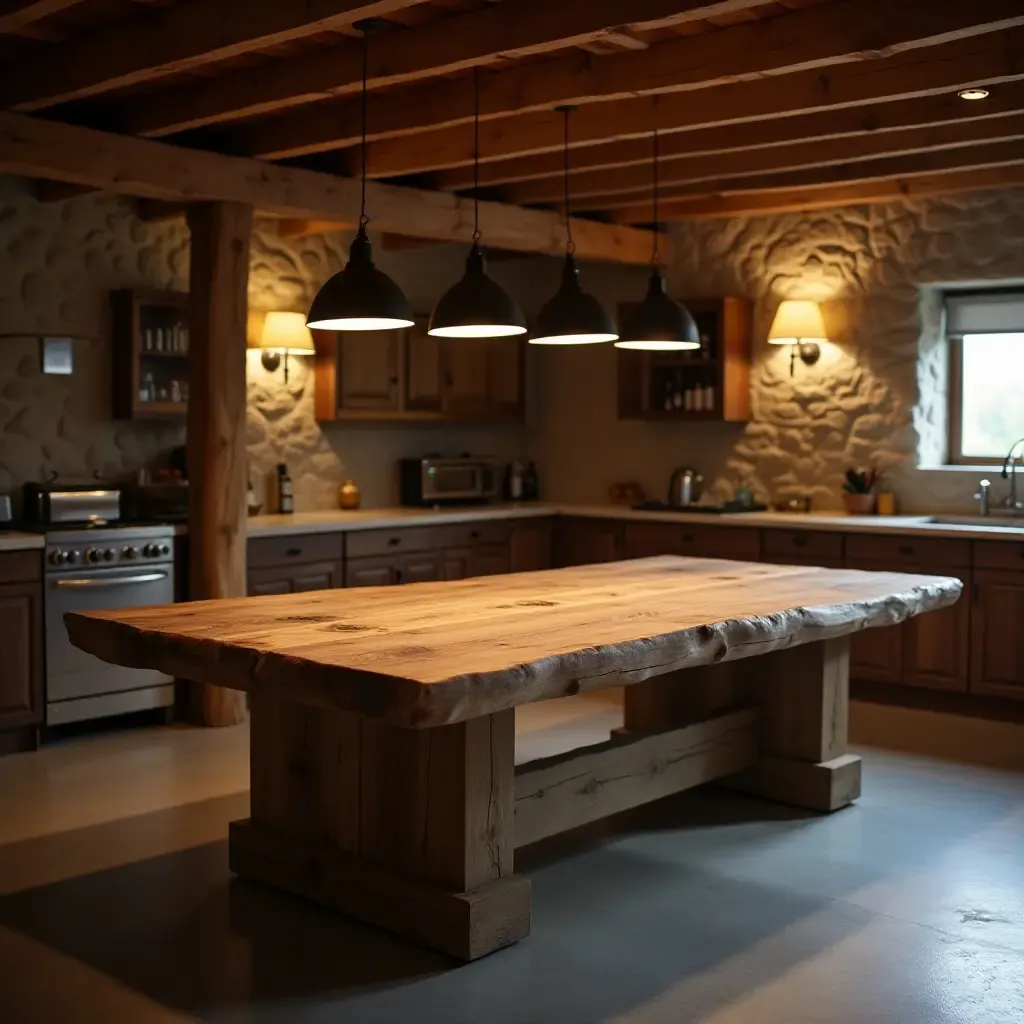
[399,457,499,506]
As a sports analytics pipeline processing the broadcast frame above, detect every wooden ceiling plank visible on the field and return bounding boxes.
[234,0,1024,163]
[0,111,663,264]
[359,24,1024,177]
[0,0,435,112]
[612,166,1024,221]
[430,86,1024,191]
[0,0,85,33]
[506,114,1024,205]
[117,0,768,140]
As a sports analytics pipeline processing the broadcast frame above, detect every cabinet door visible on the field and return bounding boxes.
[443,547,473,581]
[345,556,399,588]
[293,561,343,592]
[844,558,905,683]
[338,331,401,411]
[511,519,553,573]
[440,337,491,418]
[405,329,442,412]
[472,543,512,578]
[400,552,442,584]
[903,567,969,692]
[0,582,43,731]
[247,572,291,596]
[971,570,1024,699]
[486,337,524,418]
[554,517,623,566]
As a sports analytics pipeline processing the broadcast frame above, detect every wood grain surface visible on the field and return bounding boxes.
[64,556,961,728]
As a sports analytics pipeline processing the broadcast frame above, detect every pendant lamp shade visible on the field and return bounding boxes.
[428,243,527,338]
[615,269,700,351]
[307,227,414,331]
[306,25,411,332]
[531,106,618,346]
[531,254,618,345]
[428,66,526,339]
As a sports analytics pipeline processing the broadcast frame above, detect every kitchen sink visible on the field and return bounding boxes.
[926,514,1024,529]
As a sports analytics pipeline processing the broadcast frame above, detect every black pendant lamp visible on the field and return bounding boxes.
[615,128,699,352]
[429,68,527,339]
[531,107,618,346]
[307,26,413,332]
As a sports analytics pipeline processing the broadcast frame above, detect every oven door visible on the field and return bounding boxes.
[45,564,175,704]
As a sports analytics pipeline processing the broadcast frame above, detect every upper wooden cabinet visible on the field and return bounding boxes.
[315,320,524,423]
[617,297,752,423]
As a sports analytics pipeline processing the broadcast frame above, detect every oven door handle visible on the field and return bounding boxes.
[54,571,169,588]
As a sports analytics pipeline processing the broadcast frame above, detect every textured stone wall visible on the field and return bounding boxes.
[529,188,1024,513]
[0,176,531,511]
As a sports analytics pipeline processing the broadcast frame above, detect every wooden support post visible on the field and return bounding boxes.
[232,692,530,960]
[621,638,861,812]
[185,200,252,727]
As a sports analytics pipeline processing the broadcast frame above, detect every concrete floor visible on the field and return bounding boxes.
[0,693,1022,1024]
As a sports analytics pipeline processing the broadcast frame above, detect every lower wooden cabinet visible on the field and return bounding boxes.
[0,578,44,733]
[903,567,970,692]
[248,534,345,595]
[554,517,624,566]
[510,518,553,573]
[624,521,761,561]
[970,570,1024,699]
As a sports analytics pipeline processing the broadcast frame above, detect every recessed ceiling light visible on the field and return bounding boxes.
[958,87,990,100]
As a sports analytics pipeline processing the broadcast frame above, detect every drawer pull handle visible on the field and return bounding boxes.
[681,534,694,543]
[388,537,402,547]
[286,547,302,557]
[793,536,808,547]
[898,545,914,556]
[470,530,480,539]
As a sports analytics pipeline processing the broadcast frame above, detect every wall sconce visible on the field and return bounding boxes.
[253,311,315,383]
[767,300,827,376]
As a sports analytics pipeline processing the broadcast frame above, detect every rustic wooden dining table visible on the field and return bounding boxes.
[65,555,960,961]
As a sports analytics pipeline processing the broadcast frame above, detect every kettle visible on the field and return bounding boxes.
[668,466,703,507]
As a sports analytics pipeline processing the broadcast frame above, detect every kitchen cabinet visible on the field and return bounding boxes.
[970,570,1024,700]
[904,565,970,692]
[345,556,399,588]
[617,297,752,423]
[0,553,43,747]
[554,517,624,566]
[762,529,843,567]
[315,322,524,422]
[624,521,761,561]
[510,518,553,573]
[845,559,905,684]
[247,534,344,596]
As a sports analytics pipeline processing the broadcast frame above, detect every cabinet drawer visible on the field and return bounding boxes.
[762,529,843,565]
[0,551,42,585]
[973,539,1024,571]
[444,520,514,549]
[345,526,445,559]
[248,533,344,569]
[624,522,760,561]
[846,533,971,569]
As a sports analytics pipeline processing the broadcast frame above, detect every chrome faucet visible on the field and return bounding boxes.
[1000,437,1024,512]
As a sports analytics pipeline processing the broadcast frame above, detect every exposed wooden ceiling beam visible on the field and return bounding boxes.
[0,0,84,33]
[610,166,1024,222]
[430,86,1024,191]
[233,0,1024,163]
[0,0,433,112]
[506,114,1024,206]
[0,111,663,264]
[118,0,766,139]
[597,143,1024,213]
[358,25,1024,178]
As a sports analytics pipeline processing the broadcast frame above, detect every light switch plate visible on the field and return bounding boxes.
[41,336,74,375]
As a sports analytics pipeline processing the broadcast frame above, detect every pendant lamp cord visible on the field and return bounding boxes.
[651,126,660,267]
[472,66,481,243]
[562,107,575,255]
[359,31,369,229]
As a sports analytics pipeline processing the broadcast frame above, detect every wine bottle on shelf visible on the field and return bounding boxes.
[276,463,294,514]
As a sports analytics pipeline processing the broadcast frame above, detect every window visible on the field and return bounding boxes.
[946,290,1024,464]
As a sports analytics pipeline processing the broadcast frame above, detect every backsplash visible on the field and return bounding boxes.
[0,176,532,510]
[528,188,1024,513]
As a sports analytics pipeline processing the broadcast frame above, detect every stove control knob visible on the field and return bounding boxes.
[65,549,79,565]
[143,543,159,558]
[103,548,116,562]
[49,549,67,566]
[158,543,171,557]
[86,547,102,564]
[123,546,139,560]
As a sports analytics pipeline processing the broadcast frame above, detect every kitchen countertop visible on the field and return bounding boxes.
[238,504,1024,542]
[0,531,45,552]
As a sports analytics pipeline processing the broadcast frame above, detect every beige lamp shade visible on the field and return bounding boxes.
[767,300,828,346]
[259,311,315,353]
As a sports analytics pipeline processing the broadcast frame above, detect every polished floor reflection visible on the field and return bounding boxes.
[0,694,1022,1024]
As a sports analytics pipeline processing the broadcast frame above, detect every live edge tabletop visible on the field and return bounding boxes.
[66,556,960,960]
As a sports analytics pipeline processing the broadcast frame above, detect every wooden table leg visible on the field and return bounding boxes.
[621,638,861,812]
[230,691,530,960]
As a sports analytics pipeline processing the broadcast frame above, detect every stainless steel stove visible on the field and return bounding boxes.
[29,483,177,726]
